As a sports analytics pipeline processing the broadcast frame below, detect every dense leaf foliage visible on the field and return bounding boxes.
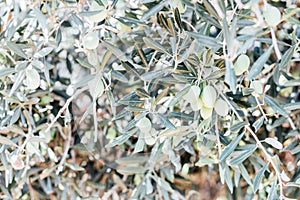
[0,0,299,199]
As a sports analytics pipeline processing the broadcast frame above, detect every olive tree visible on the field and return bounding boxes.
[0,0,299,199]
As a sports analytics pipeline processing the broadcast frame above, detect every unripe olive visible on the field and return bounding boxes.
[83,32,99,50]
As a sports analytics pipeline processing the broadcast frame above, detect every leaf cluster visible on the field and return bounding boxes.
[0,0,299,199]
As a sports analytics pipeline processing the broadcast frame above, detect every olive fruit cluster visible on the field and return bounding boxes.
[183,85,229,119]
[136,117,156,145]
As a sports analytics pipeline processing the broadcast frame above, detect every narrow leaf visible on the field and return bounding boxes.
[247,46,272,80]
[102,40,128,61]
[113,108,131,121]
[133,137,145,153]
[168,86,190,107]
[33,8,48,37]
[9,70,25,96]
[223,18,234,57]
[105,132,134,148]
[239,164,252,187]
[229,147,257,166]
[112,70,128,83]
[224,164,233,193]
[135,88,150,98]
[0,135,18,147]
[252,116,264,133]
[31,60,44,70]
[141,1,166,21]
[234,170,241,188]
[195,9,221,28]
[158,126,189,138]
[121,61,140,77]
[267,180,278,200]
[172,73,195,83]
[155,87,169,104]
[174,7,183,31]
[118,92,143,105]
[188,32,222,48]
[253,162,268,193]
[206,69,225,80]
[124,112,148,131]
[279,46,294,70]
[10,106,21,124]
[290,145,300,155]
[158,178,173,192]
[117,166,146,175]
[283,79,300,87]
[230,121,247,132]
[134,43,148,67]
[23,18,37,40]
[76,57,94,69]
[219,132,245,162]
[237,38,255,55]
[79,104,93,124]
[28,136,47,143]
[156,113,176,130]
[141,70,165,81]
[56,28,62,46]
[225,60,237,94]
[143,37,169,55]
[195,158,215,167]
[265,138,283,150]
[168,112,194,121]
[203,0,220,19]
[70,13,84,30]
[236,144,257,152]
[73,74,95,89]
[116,156,148,165]
[65,162,85,171]
[34,47,54,58]
[6,42,27,59]
[117,16,147,26]
[127,107,146,113]
[123,119,139,132]
[100,50,112,70]
[264,95,288,117]
[0,68,15,77]
[170,37,177,57]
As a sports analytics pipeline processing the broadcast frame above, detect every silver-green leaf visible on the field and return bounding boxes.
[219,132,245,162]
[253,162,268,193]
[264,95,288,117]
[247,46,272,80]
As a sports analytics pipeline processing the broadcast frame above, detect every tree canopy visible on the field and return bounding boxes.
[0,0,299,199]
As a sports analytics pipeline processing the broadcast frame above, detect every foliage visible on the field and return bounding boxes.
[0,0,300,199]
